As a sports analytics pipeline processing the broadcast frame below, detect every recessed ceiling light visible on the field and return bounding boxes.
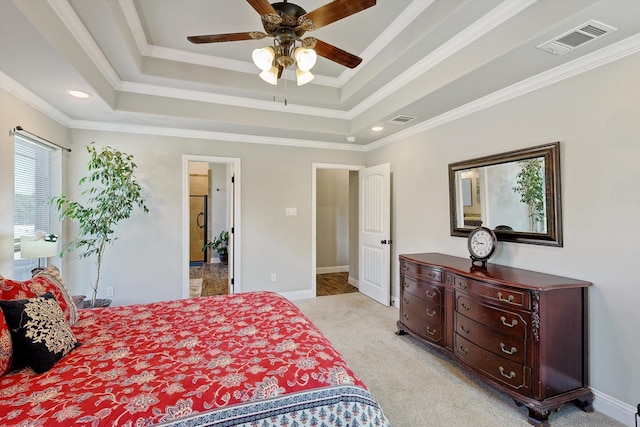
[371,126,384,132]
[67,90,91,99]
[346,136,356,143]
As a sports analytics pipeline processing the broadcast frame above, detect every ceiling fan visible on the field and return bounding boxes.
[187,0,376,85]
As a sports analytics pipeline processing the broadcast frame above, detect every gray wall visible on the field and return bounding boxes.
[366,52,640,413]
[1,51,638,418]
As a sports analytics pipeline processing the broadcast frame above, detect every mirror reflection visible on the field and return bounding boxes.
[449,142,562,247]
[455,157,547,233]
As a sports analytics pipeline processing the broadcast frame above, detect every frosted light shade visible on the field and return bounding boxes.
[252,46,275,71]
[294,47,317,72]
[21,234,57,259]
[259,67,279,85]
[296,68,315,86]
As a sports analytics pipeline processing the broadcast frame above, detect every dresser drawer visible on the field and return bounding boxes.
[455,313,526,365]
[401,261,443,282]
[401,291,443,326]
[454,276,530,309]
[455,335,530,394]
[402,275,443,304]
[455,294,529,339]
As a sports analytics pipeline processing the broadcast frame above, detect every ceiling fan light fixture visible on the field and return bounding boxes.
[259,67,279,85]
[294,47,317,72]
[296,69,315,86]
[252,46,275,71]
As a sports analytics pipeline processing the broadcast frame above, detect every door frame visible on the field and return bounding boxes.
[182,155,241,298]
[311,163,364,298]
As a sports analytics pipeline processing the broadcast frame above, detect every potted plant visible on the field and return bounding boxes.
[512,158,545,232]
[51,143,149,307]
[203,230,229,264]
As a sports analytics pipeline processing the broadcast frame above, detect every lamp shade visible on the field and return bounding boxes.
[252,46,275,71]
[294,47,317,72]
[296,68,315,86]
[20,233,58,259]
[259,67,279,85]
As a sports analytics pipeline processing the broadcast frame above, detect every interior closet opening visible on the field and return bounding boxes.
[313,164,362,297]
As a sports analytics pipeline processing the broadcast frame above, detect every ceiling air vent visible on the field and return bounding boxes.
[387,114,417,125]
[536,20,617,56]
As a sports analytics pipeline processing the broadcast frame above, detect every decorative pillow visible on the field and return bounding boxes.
[0,293,79,374]
[33,266,78,325]
[0,312,12,376]
[0,268,76,325]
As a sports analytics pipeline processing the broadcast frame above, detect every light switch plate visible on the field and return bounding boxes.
[285,207,297,216]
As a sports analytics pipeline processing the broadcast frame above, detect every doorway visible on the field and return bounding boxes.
[182,155,241,299]
[312,163,363,297]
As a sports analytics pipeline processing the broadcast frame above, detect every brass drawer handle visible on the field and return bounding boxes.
[426,308,436,317]
[403,297,409,305]
[403,281,410,288]
[500,316,518,328]
[458,346,468,354]
[401,265,409,273]
[425,290,436,299]
[460,325,470,334]
[426,326,437,336]
[426,271,436,279]
[457,282,467,290]
[497,292,515,303]
[403,314,409,321]
[500,343,517,355]
[460,302,471,311]
[499,366,516,379]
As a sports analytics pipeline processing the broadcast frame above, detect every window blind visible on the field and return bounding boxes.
[13,133,62,279]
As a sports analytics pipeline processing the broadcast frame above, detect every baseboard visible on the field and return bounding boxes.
[348,276,358,288]
[316,265,349,274]
[279,289,315,301]
[592,388,637,426]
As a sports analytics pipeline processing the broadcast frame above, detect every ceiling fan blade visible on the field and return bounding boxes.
[307,38,363,69]
[299,0,376,31]
[246,0,282,24]
[187,32,267,44]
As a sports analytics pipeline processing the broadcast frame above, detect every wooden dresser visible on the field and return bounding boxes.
[397,253,593,427]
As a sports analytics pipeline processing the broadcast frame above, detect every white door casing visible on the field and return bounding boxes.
[358,163,391,306]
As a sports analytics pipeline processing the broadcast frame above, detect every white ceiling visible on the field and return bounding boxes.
[1,0,639,150]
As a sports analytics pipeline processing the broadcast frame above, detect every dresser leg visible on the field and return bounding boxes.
[526,407,551,427]
[395,321,407,335]
[574,394,594,413]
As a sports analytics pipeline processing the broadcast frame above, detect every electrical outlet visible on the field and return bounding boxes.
[106,286,114,297]
[270,274,277,282]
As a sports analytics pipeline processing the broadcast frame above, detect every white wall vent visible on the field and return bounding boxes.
[387,114,417,125]
[536,20,617,55]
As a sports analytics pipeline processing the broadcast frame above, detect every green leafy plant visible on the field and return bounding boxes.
[51,143,149,306]
[202,230,229,263]
[512,158,545,231]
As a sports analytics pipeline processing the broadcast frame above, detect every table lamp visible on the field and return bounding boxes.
[20,232,58,275]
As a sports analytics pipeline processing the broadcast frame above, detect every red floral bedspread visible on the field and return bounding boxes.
[0,292,389,426]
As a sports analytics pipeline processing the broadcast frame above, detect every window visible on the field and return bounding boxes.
[13,133,62,280]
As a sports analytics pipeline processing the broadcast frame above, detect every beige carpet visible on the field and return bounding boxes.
[294,293,624,427]
[189,278,202,298]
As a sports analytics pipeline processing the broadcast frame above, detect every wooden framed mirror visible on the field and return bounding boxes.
[448,142,562,246]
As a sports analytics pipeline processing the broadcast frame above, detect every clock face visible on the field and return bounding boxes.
[468,227,496,261]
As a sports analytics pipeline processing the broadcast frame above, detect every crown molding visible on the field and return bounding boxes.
[0,71,72,126]
[48,0,122,90]
[68,120,367,152]
[365,33,640,152]
[121,81,351,120]
[351,0,537,117]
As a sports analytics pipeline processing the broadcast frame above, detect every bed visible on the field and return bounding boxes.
[0,271,390,427]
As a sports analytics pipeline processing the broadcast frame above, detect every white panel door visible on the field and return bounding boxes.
[358,163,391,306]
